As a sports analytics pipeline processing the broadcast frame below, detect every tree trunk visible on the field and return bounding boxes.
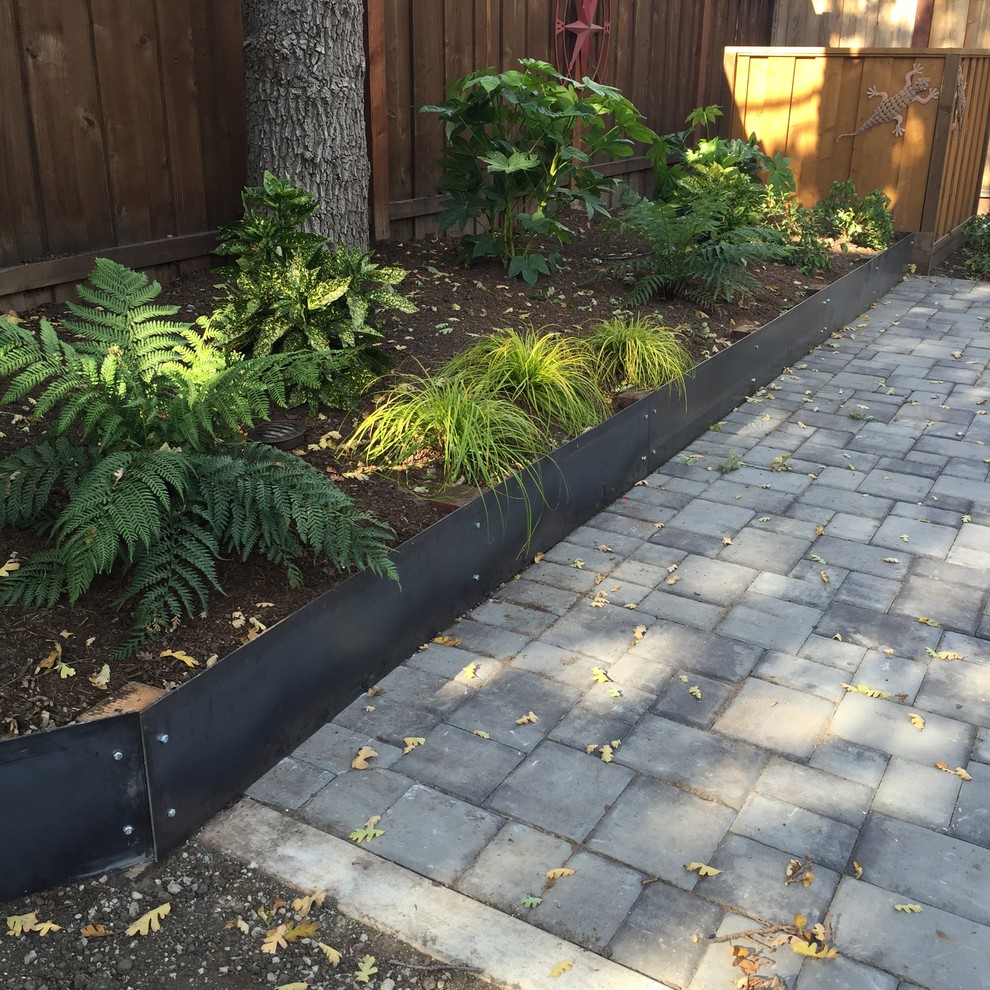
[241,0,370,248]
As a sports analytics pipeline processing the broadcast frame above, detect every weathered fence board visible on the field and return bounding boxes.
[725,47,990,270]
[0,0,244,306]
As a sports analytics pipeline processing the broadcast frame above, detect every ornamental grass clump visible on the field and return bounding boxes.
[444,326,609,435]
[0,259,396,656]
[350,370,550,494]
[584,316,694,395]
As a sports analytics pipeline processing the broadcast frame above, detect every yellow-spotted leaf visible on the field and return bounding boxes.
[894,904,923,913]
[316,942,341,966]
[283,920,319,942]
[432,635,461,647]
[688,685,702,700]
[685,862,722,877]
[549,960,574,978]
[546,868,575,880]
[909,713,925,731]
[126,902,171,937]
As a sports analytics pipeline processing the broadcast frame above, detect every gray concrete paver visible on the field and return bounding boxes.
[211,277,990,990]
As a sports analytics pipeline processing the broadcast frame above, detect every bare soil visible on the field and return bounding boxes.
[0,225,874,737]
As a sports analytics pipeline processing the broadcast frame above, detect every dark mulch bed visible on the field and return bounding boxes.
[1,225,874,736]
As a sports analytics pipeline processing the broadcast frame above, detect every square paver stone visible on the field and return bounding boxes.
[528,849,644,951]
[730,793,858,871]
[754,756,873,827]
[486,739,633,842]
[446,667,583,751]
[630,623,763,682]
[609,881,724,987]
[541,603,648,664]
[616,715,766,807]
[371,784,504,885]
[831,876,990,990]
[469,598,560,638]
[855,813,990,926]
[292,723,402,774]
[809,738,888,789]
[816,602,942,654]
[297,767,413,837]
[890,575,984,635]
[703,834,839,928]
[653,672,738,728]
[246,757,334,811]
[830,692,973,766]
[714,679,834,759]
[915,658,990,728]
[715,594,821,654]
[395,723,524,804]
[794,955,898,990]
[871,516,956,559]
[455,820,574,915]
[719,527,813,574]
[872,755,962,830]
[586,776,736,889]
[949,760,990,847]
[661,555,760,606]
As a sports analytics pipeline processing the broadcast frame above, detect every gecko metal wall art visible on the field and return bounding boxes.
[839,63,940,140]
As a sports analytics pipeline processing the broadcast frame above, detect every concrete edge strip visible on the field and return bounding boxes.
[201,798,667,990]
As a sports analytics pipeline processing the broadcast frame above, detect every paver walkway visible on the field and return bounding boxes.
[207,275,990,990]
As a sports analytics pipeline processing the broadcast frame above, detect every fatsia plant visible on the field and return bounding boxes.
[421,59,657,284]
[0,259,396,656]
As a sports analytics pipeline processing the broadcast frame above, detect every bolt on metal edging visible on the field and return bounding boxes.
[157,733,169,744]
[113,750,123,761]
[166,808,176,818]
[122,825,134,836]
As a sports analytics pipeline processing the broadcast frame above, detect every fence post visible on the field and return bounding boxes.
[365,0,391,242]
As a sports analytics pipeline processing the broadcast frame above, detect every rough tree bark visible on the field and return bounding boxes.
[241,0,370,248]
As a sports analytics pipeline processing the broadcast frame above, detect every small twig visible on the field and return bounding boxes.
[385,959,483,974]
[702,922,793,944]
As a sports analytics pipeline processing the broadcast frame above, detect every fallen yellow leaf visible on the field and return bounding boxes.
[317,942,341,966]
[685,862,722,877]
[549,960,574,978]
[160,649,199,668]
[433,635,461,647]
[284,920,319,942]
[6,912,38,935]
[515,711,539,725]
[402,737,425,754]
[789,937,838,958]
[291,890,326,917]
[126,902,171,937]
[460,662,479,680]
[909,713,925,731]
[894,904,923,913]
[351,746,378,770]
[81,923,111,937]
[546,868,575,879]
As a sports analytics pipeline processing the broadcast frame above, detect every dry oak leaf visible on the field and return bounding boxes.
[515,711,539,725]
[262,924,289,954]
[894,904,923,913]
[316,941,342,966]
[224,917,250,934]
[291,890,326,917]
[126,902,171,937]
[596,544,614,553]
[546,868,576,880]
[852,861,864,880]
[349,824,385,843]
[599,744,615,763]
[0,556,20,578]
[283,920,319,942]
[591,667,611,683]
[88,663,111,690]
[351,746,378,770]
[160,649,199,668]
[34,920,62,936]
[631,624,647,643]
[275,983,309,990]
[909,713,926,731]
[460,662,480,680]
[402,736,425,754]
[789,937,838,959]
[927,648,964,661]
[6,912,38,935]
[472,729,491,739]
[550,960,574,978]
[533,552,546,564]
[355,955,379,984]
[81,923,111,938]
[688,685,703,700]
[432,635,461,647]
[935,761,973,780]
[685,862,722,877]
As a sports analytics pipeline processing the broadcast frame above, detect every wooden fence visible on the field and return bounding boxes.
[0,0,245,309]
[724,47,990,269]
[772,0,990,211]
[375,0,776,242]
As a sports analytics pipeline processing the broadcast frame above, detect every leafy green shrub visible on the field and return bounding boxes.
[613,191,792,308]
[349,370,550,494]
[811,180,894,251]
[963,214,990,279]
[776,199,833,275]
[444,327,609,434]
[584,316,693,394]
[207,172,416,405]
[0,259,396,655]
[421,58,656,284]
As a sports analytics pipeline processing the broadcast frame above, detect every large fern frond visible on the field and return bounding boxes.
[0,438,97,530]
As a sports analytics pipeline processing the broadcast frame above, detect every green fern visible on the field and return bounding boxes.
[0,259,396,654]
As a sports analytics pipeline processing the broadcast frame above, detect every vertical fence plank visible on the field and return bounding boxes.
[367,0,391,241]
[18,0,114,255]
[90,0,172,244]
[411,0,444,238]
[0,2,46,265]
[152,0,209,236]
[385,0,414,240]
